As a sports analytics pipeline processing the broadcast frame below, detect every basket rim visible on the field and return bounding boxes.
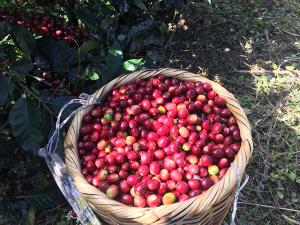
[64,68,253,220]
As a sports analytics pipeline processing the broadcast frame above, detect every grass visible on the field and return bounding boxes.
[166,0,300,224]
[1,1,299,224]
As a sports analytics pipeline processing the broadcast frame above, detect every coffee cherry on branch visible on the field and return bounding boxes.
[0,7,90,45]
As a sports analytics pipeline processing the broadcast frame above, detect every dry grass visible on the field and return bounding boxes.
[166,0,300,224]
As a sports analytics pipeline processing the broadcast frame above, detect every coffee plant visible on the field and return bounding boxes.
[0,0,188,221]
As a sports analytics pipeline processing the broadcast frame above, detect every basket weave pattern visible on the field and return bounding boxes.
[64,68,253,225]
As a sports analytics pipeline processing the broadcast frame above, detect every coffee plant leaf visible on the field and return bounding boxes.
[8,97,43,153]
[0,75,15,105]
[11,26,36,56]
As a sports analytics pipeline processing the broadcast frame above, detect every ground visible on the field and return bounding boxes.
[1,0,299,224]
[166,0,300,224]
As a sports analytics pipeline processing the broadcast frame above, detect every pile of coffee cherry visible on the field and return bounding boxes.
[78,76,241,207]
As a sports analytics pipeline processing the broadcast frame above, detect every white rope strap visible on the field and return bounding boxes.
[38,93,101,225]
[230,163,249,225]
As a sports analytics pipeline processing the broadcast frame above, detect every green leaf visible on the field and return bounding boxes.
[11,26,36,55]
[88,71,100,80]
[52,47,75,72]
[272,63,278,70]
[128,0,147,11]
[0,21,12,39]
[94,64,111,85]
[285,64,296,71]
[106,41,123,76]
[0,156,16,169]
[130,31,164,53]
[79,40,99,53]
[115,0,129,13]
[36,39,75,72]
[10,58,33,74]
[101,14,119,41]
[17,185,63,208]
[118,18,154,45]
[0,75,14,105]
[123,58,143,71]
[74,8,98,29]
[8,97,43,152]
[27,207,35,225]
[0,141,15,156]
[163,0,186,7]
[282,214,300,225]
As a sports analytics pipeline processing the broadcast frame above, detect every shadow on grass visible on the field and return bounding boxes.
[166,1,300,224]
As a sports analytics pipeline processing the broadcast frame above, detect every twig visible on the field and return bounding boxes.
[275,26,300,37]
[68,37,81,89]
[17,81,54,116]
[238,202,300,213]
[0,121,8,130]
[232,69,299,76]
[277,56,300,72]
[265,29,274,61]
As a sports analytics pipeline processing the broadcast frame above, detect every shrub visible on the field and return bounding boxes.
[0,0,186,217]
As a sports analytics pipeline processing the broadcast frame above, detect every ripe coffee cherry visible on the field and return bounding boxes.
[120,194,134,205]
[201,178,214,190]
[127,151,138,161]
[154,149,165,160]
[79,76,242,207]
[134,183,147,196]
[149,161,160,175]
[138,164,150,176]
[140,152,153,164]
[218,158,230,169]
[157,182,168,195]
[157,136,170,148]
[170,125,179,137]
[188,164,199,175]
[179,194,189,202]
[215,96,226,107]
[164,157,176,171]
[130,161,140,170]
[141,99,151,111]
[134,196,146,207]
[119,180,131,193]
[199,155,213,167]
[176,181,189,194]
[160,169,170,181]
[211,122,223,134]
[175,158,186,168]
[189,189,202,198]
[127,175,139,186]
[119,170,129,179]
[219,168,228,177]
[157,126,170,136]
[178,108,189,119]
[147,194,161,207]
[170,169,182,182]
[147,179,160,191]
[188,179,201,190]
[207,90,217,99]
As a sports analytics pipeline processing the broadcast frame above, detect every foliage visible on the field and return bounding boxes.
[0,0,189,223]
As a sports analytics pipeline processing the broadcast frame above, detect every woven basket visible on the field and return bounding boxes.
[64,68,253,225]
